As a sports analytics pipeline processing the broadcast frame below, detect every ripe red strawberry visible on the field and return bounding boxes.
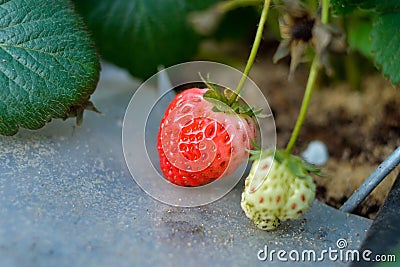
[157,87,256,186]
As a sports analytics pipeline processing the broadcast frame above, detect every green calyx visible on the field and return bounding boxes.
[274,150,323,180]
[202,85,266,118]
[247,139,263,161]
[249,148,323,180]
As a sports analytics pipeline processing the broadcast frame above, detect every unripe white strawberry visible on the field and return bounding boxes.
[241,150,318,231]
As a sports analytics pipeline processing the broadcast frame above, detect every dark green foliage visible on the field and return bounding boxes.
[0,0,100,135]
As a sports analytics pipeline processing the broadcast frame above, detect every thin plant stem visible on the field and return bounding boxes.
[285,0,330,154]
[321,0,329,24]
[285,59,319,154]
[228,0,271,105]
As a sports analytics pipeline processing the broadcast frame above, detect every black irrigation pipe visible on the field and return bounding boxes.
[340,146,400,213]
[350,171,400,266]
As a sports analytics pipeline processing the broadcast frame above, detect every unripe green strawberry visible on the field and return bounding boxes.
[241,150,319,231]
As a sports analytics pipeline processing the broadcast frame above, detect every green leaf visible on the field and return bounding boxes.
[331,0,400,84]
[74,0,217,80]
[371,12,400,84]
[347,19,373,58]
[0,0,100,136]
[331,0,400,14]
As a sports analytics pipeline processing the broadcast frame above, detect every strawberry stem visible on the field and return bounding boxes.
[321,0,329,24]
[285,58,319,154]
[285,0,330,154]
[228,0,271,105]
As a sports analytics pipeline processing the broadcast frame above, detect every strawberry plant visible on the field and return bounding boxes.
[151,0,323,230]
[1,0,399,229]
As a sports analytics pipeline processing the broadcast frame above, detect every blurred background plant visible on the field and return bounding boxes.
[1,0,399,135]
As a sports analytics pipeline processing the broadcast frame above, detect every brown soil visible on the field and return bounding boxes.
[250,55,400,219]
